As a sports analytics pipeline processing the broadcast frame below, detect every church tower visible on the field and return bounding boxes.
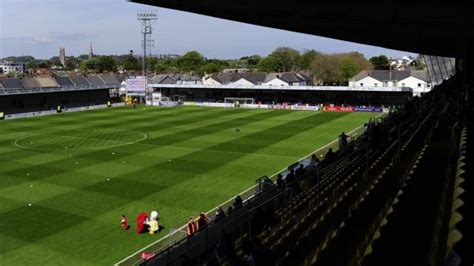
[59,47,66,67]
[89,43,94,59]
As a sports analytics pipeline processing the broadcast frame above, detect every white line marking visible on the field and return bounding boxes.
[113,121,370,265]
[13,130,148,151]
[144,144,300,160]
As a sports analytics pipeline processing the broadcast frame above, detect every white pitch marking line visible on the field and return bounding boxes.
[13,131,148,151]
[113,121,370,266]
[148,144,300,160]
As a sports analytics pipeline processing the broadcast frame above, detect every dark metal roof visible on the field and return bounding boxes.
[241,73,267,84]
[56,76,75,86]
[70,76,91,87]
[21,77,40,88]
[132,0,474,58]
[0,78,23,89]
[280,72,304,83]
[85,75,104,86]
[98,74,120,85]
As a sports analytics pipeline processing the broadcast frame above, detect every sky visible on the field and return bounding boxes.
[0,0,415,60]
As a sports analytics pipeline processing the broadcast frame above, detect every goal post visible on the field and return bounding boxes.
[224,97,255,108]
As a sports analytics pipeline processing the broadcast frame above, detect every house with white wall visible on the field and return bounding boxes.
[263,73,290,86]
[230,77,258,86]
[0,62,26,74]
[202,75,223,85]
[349,70,430,96]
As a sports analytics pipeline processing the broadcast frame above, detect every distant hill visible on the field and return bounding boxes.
[1,56,36,63]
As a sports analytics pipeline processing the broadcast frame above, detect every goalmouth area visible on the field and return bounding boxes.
[0,105,380,265]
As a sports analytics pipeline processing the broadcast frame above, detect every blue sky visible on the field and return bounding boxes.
[0,0,414,60]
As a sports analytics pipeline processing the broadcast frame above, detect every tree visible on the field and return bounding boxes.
[310,54,341,85]
[246,55,261,67]
[80,58,99,71]
[269,47,301,71]
[49,57,62,67]
[340,52,372,84]
[299,50,321,70]
[310,52,371,85]
[26,61,38,69]
[65,57,80,70]
[38,61,51,68]
[177,51,205,72]
[2,56,35,63]
[80,56,116,72]
[369,55,390,70]
[257,56,280,72]
[411,55,426,70]
[96,56,117,72]
[200,62,220,74]
[339,58,360,83]
[257,47,301,72]
[6,70,22,78]
[122,50,140,71]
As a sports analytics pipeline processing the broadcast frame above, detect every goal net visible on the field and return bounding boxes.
[224,97,255,108]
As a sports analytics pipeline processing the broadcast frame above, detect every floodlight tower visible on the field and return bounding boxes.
[137,10,158,77]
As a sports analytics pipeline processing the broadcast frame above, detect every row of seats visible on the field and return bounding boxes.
[217,98,439,265]
[143,76,468,266]
[249,106,424,265]
[310,101,438,266]
[361,91,462,265]
[446,123,472,265]
[0,74,120,92]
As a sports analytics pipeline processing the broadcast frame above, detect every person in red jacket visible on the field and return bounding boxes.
[186,217,197,238]
[121,215,129,230]
[197,211,208,231]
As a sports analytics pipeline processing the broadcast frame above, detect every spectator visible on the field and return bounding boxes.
[186,217,197,238]
[276,173,285,189]
[233,195,243,209]
[242,239,257,266]
[295,164,305,178]
[242,238,276,266]
[339,132,348,151]
[227,205,234,215]
[215,206,225,222]
[325,148,335,163]
[310,154,320,169]
[285,169,296,185]
[197,211,208,231]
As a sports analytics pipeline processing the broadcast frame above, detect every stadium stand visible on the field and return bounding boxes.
[0,75,122,115]
[98,74,120,85]
[86,75,105,86]
[70,76,91,87]
[36,76,60,88]
[20,76,40,89]
[137,73,472,266]
[443,113,473,265]
[55,76,75,87]
[0,78,23,90]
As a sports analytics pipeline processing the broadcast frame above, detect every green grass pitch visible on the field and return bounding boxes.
[0,106,379,265]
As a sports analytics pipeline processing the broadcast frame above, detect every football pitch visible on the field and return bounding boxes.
[0,106,379,265]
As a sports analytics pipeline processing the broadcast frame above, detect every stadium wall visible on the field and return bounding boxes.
[3,102,125,120]
[159,87,412,106]
[184,101,322,111]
